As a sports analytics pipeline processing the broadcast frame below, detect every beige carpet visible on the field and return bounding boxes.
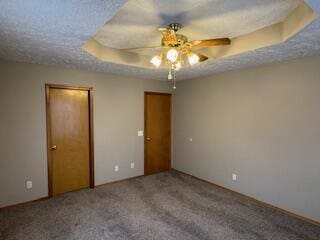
[1,170,319,240]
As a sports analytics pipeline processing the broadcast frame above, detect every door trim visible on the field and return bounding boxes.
[144,91,172,175]
[45,84,95,197]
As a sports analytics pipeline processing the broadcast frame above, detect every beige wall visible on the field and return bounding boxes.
[173,55,320,221]
[0,60,171,207]
[2,55,320,222]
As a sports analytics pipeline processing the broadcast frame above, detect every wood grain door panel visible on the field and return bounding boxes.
[145,92,171,175]
[46,86,93,196]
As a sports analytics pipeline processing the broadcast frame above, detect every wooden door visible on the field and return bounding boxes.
[46,85,94,196]
[145,92,171,175]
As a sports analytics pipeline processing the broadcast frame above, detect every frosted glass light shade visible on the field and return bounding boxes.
[166,49,178,63]
[150,54,162,67]
[188,52,200,65]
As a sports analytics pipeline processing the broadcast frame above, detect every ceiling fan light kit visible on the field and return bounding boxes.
[146,23,231,88]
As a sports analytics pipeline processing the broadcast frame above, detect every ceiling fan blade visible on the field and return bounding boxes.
[158,27,177,43]
[194,52,209,62]
[189,38,231,48]
[158,27,169,33]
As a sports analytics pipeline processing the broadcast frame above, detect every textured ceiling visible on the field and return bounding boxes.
[0,0,319,81]
[95,0,300,49]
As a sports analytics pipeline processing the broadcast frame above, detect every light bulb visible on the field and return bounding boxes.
[188,52,200,65]
[150,54,162,67]
[166,48,178,63]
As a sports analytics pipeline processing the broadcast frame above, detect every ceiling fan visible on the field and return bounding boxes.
[122,23,231,88]
[122,23,231,67]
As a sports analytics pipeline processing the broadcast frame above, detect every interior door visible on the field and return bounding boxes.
[46,85,92,196]
[145,92,171,175]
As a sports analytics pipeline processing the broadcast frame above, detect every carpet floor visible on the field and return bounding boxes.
[1,170,319,240]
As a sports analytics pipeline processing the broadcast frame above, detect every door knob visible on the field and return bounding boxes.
[51,145,57,150]
[146,137,151,141]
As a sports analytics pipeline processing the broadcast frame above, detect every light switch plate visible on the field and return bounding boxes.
[26,181,32,189]
[232,174,237,181]
[114,165,119,172]
[130,162,134,169]
[138,130,144,137]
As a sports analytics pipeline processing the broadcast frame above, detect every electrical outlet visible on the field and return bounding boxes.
[130,162,134,169]
[26,181,32,189]
[114,165,119,172]
[232,174,237,181]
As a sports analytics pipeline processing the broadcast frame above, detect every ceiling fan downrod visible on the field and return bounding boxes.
[169,23,182,32]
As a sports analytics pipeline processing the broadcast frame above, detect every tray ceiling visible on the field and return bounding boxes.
[94,0,300,49]
[0,0,319,81]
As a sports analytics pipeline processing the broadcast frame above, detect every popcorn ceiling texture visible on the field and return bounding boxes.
[0,0,319,81]
[95,0,300,49]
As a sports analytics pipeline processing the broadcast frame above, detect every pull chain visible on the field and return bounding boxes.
[173,68,176,90]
